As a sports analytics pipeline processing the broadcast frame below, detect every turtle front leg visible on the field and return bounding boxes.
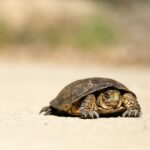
[80,94,99,119]
[122,93,142,117]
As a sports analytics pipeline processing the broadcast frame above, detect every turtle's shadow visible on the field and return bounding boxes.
[45,113,123,119]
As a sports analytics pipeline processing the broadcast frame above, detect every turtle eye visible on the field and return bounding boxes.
[104,92,110,99]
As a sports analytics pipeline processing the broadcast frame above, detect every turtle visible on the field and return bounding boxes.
[40,77,142,119]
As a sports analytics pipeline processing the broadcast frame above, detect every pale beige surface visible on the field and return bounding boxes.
[0,62,150,150]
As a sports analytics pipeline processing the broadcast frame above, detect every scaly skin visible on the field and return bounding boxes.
[97,90,122,110]
[76,90,141,119]
[40,90,142,118]
[80,94,99,119]
[122,93,142,117]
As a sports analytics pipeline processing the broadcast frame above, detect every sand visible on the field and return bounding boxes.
[0,62,150,150]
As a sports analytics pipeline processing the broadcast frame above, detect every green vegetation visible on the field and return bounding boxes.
[75,19,117,48]
[0,18,118,48]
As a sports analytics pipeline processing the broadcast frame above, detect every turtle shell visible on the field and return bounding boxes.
[50,77,135,112]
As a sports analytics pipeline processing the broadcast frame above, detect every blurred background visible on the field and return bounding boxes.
[0,0,150,66]
[1,2,150,150]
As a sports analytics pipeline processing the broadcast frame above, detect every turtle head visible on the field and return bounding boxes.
[97,89,122,109]
[103,90,121,102]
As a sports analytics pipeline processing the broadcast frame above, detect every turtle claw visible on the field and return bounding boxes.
[80,110,99,119]
[122,109,141,117]
[39,106,52,115]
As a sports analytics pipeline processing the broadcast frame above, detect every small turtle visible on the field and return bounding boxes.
[40,77,142,119]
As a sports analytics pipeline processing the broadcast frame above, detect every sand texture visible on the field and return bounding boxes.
[0,62,150,150]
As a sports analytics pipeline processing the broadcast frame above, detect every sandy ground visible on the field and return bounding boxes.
[0,61,150,150]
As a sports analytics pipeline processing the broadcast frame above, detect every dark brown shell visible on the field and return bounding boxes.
[50,77,135,112]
